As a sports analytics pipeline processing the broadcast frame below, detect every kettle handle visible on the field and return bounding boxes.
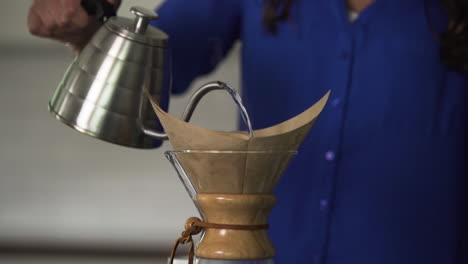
[141,81,244,140]
[81,0,117,22]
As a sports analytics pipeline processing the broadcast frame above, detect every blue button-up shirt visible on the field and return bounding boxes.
[152,0,468,263]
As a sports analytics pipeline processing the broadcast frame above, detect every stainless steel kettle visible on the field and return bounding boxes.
[49,5,236,149]
[49,6,169,148]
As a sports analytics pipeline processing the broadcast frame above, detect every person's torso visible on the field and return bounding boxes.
[239,0,468,263]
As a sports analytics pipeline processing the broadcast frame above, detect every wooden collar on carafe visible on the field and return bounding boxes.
[169,217,269,264]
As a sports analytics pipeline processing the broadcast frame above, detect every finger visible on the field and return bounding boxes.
[27,3,43,35]
[54,0,81,31]
[55,0,91,34]
[36,0,69,38]
[28,5,54,37]
[72,0,112,30]
[73,6,97,30]
[107,0,122,8]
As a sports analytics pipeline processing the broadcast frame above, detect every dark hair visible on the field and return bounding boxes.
[262,0,468,72]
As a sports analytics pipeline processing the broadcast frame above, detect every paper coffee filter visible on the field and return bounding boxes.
[147,91,330,194]
[167,151,297,194]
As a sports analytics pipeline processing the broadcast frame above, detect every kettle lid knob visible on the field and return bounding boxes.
[130,6,159,34]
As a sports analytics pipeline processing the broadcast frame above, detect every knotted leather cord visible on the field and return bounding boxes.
[169,217,269,264]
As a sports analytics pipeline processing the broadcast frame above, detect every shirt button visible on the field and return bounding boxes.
[331,98,341,107]
[320,199,329,210]
[325,151,335,161]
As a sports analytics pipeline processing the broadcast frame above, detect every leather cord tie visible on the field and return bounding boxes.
[169,217,269,264]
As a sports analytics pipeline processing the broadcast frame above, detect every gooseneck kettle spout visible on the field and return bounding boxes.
[140,81,240,141]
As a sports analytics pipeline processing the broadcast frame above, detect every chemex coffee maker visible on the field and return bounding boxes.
[48,3,329,264]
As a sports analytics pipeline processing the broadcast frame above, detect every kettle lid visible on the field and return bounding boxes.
[104,6,168,47]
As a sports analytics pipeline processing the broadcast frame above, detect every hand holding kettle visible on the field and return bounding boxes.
[27,0,120,52]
